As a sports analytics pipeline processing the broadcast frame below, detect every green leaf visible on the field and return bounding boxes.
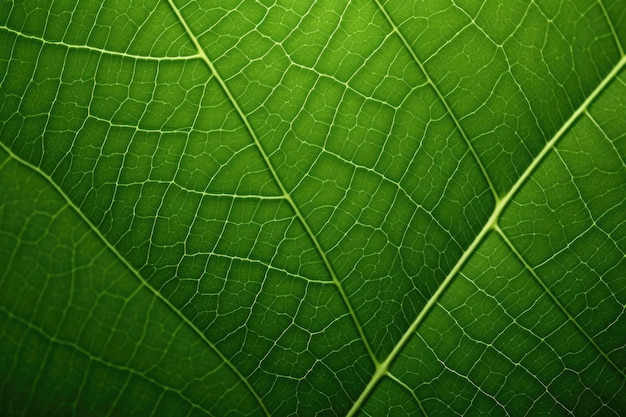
[1,0,625,415]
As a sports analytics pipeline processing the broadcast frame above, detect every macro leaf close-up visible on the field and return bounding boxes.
[1,0,625,415]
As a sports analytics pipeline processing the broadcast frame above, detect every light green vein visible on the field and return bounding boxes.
[0,25,201,62]
[371,0,499,202]
[347,51,626,417]
[0,141,269,417]
[495,225,626,381]
[163,0,379,367]
[386,372,429,417]
[598,0,625,57]
[346,200,499,417]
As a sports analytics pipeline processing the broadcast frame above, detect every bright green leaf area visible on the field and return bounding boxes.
[1,0,625,415]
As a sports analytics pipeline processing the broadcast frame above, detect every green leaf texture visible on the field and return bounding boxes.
[1,0,625,415]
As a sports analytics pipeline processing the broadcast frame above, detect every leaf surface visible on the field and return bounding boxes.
[1,0,625,416]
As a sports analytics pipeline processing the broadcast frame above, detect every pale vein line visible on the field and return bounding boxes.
[346,200,499,417]
[163,0,379,367]
[0,306,220,417]
[189,252,334,285]
[387,372,429,417]
[371,0,499,201]
[0,141,267,417]
[494,225,626,380]
[0,25,201,62]
[347,52,626,417]
[597,0,625,57]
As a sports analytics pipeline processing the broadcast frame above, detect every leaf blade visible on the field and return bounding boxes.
[1,1,625,416]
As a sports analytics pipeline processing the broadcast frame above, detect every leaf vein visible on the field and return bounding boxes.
[495,225,626,381]
[163,0,379,370]
[347,50,626,417]
[371,0,499,201]
[0,25,200,62]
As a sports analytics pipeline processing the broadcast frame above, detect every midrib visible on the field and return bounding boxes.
[346,53,626,417]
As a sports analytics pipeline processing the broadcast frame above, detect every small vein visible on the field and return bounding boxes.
[187,252,334,285]
[0,141,264,417]
[163,0,379,367]
[387,372,429,417]
[0,25,201,62]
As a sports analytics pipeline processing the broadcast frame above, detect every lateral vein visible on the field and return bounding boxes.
[0,142,263,417]
[371,0,499,201]
[495,225,626,381]
[163,0,380,374]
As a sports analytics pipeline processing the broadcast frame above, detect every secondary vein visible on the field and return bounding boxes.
[0,141,265,417]
[495,225,626,381]
[164,0,380,377]
[371,0,499,202]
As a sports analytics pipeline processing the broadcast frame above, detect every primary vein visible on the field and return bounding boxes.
[347,51,626,417]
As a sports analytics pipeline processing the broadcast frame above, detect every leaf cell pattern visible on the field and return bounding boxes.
[1,0,625,416]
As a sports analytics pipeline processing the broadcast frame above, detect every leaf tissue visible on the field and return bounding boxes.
[1,0,625,416]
